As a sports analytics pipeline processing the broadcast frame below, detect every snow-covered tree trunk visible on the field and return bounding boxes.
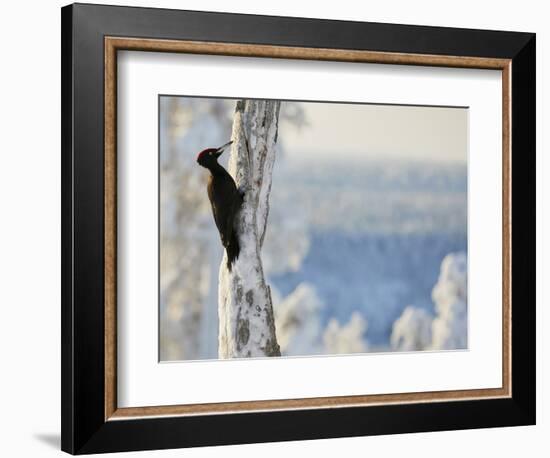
[218,100,281,358]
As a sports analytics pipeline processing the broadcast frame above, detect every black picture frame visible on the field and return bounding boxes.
[61,3,535,454]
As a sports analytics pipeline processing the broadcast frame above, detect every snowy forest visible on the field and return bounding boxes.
[159,96,468,361]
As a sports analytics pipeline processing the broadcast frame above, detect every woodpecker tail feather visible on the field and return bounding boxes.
[226,231,240,271]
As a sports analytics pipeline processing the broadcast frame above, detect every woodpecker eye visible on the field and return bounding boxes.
[209,151,214,155]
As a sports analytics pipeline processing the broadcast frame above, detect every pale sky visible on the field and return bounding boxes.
[280,102,468,163]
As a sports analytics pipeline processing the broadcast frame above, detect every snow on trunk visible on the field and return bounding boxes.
[218,100,282,358]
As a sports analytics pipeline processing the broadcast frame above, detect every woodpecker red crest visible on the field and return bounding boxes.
[196,148,218,162]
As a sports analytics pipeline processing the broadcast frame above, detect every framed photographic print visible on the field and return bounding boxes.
[61,3,536,454]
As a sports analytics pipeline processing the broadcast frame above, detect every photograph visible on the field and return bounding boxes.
[159,96,468,361]
[56,2,537,454]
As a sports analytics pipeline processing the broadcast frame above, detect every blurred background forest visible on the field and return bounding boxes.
[159,96,468,361]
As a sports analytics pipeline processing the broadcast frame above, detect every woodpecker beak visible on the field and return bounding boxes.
[215,140,233,157]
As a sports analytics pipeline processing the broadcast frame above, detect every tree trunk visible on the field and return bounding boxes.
[218,100,281,358]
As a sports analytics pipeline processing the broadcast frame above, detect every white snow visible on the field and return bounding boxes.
[323,312,369,355]
[159,97,232,361]
[274,283,324,356]
[390,306,433,351]
[389,252,468,352]
[430,252,468,350]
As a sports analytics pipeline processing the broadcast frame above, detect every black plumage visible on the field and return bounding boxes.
[196,141,242,270]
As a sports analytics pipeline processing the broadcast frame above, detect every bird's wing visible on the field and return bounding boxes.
[209,189,237,249]
[212,205,232,248]
[219,191,240,248]
[225,191,242,241]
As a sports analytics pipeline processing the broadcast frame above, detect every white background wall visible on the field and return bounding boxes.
[0,1,545,456]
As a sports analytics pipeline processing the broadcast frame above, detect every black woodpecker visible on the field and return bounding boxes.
[196,140,242,270]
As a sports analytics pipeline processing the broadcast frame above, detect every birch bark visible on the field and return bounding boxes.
[218,100,281,358]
